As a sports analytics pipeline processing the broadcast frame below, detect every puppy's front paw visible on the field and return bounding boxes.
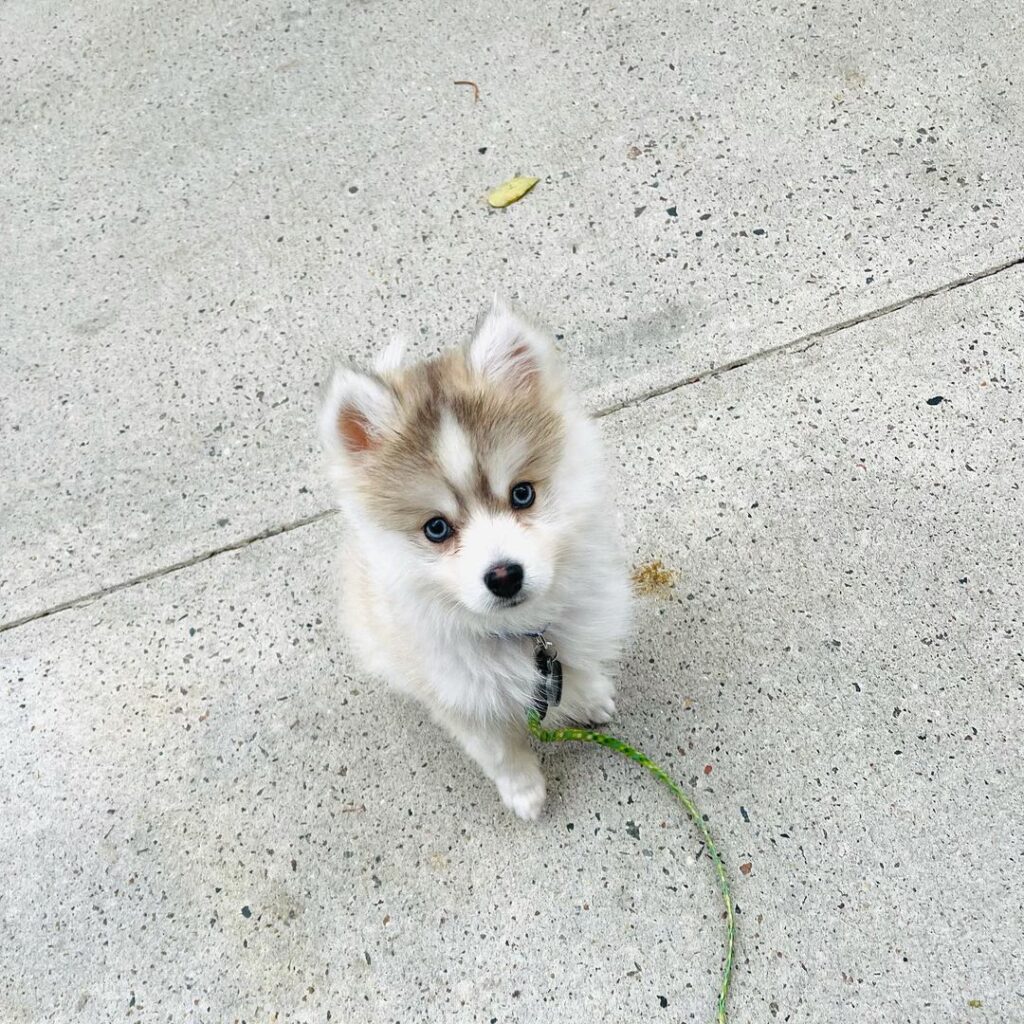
[580,694,616,726]
[571,672,617,726]
[496,766,546,821]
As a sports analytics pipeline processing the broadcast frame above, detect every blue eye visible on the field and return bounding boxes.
[423,516,453,543]
[510,482,535,509]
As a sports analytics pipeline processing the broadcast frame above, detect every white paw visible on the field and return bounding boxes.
[563,671,617,726]
[497,767,546,821]
[581,695,616,725]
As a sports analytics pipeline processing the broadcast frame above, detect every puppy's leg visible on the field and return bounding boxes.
[441,713,546,821]
[555,663,617,726]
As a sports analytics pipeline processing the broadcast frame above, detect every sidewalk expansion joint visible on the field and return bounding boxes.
[596,252,1024,419]
[0,510,338,634]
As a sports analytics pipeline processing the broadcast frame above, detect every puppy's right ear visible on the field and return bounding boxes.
[467,299,561,392]
[319,366,397,458]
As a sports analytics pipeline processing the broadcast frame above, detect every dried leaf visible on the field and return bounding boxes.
[487,176,540,208]
[631,559,677,596]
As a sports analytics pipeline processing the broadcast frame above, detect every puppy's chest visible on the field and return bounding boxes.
[465,637,538,685]
[432,634,543,713]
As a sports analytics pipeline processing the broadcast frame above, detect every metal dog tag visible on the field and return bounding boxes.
[532,635,563,719]
[547,656,563,707]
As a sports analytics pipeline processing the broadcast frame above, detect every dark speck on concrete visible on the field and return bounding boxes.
[478,147,488,154]
[926,395,945,405]
[658,995,669,1007]
[666,206,678,217]
[348,185,359,194]
[699,212,712,220]
[752,228,766,235]
[625,820,640,839]
[740,806,750,823]
[634,205,647,217]
[241,905,252,918]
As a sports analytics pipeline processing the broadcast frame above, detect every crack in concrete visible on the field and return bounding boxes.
[3,253,1021,635]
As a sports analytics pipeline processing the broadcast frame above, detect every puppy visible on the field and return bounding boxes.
[319,302,632,819]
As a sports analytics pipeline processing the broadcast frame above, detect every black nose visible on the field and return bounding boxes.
[484,561,524,599]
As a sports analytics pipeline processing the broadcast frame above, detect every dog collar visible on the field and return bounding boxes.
[489,624,550,641]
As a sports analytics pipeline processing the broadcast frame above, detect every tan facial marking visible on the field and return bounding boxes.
[353,349,565,535]
[483,436,531,498]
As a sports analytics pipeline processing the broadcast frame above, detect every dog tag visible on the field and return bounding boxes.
[547,657,563,707]
[531,635,562,719]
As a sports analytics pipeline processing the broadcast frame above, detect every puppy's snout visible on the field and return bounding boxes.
[484,561,524,599]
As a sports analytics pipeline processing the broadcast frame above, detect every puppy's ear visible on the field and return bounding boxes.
[373,334,407,375]
[466,300,560,389]
[319,366,397,458]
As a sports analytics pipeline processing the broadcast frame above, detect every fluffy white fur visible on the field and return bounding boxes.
[320,303,632,819]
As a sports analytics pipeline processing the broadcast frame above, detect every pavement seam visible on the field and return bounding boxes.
[0,510,337,634]
[4,252,1021,634]
[596,252,1024,418]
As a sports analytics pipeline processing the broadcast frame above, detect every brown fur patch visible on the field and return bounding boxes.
[355,351,565,536]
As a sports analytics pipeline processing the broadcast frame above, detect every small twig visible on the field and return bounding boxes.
[454,79,480,103]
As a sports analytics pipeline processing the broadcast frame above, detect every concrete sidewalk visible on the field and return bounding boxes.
[2,1,1022,1022]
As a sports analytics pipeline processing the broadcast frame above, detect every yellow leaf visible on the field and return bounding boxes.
[967,1000,983,1009]
[487,175,540,208]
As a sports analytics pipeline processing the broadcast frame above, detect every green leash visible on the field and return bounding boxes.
[526,708,736,1024]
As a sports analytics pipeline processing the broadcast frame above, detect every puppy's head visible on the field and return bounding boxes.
[320,303,576,629]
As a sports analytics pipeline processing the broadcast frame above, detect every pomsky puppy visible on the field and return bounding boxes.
[319,302,632,819]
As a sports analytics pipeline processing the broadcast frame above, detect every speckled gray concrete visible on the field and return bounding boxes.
[2,268,1021,1022]
[3,0,1024,622]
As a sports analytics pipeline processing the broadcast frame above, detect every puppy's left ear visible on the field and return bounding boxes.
[466,300,561,390]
